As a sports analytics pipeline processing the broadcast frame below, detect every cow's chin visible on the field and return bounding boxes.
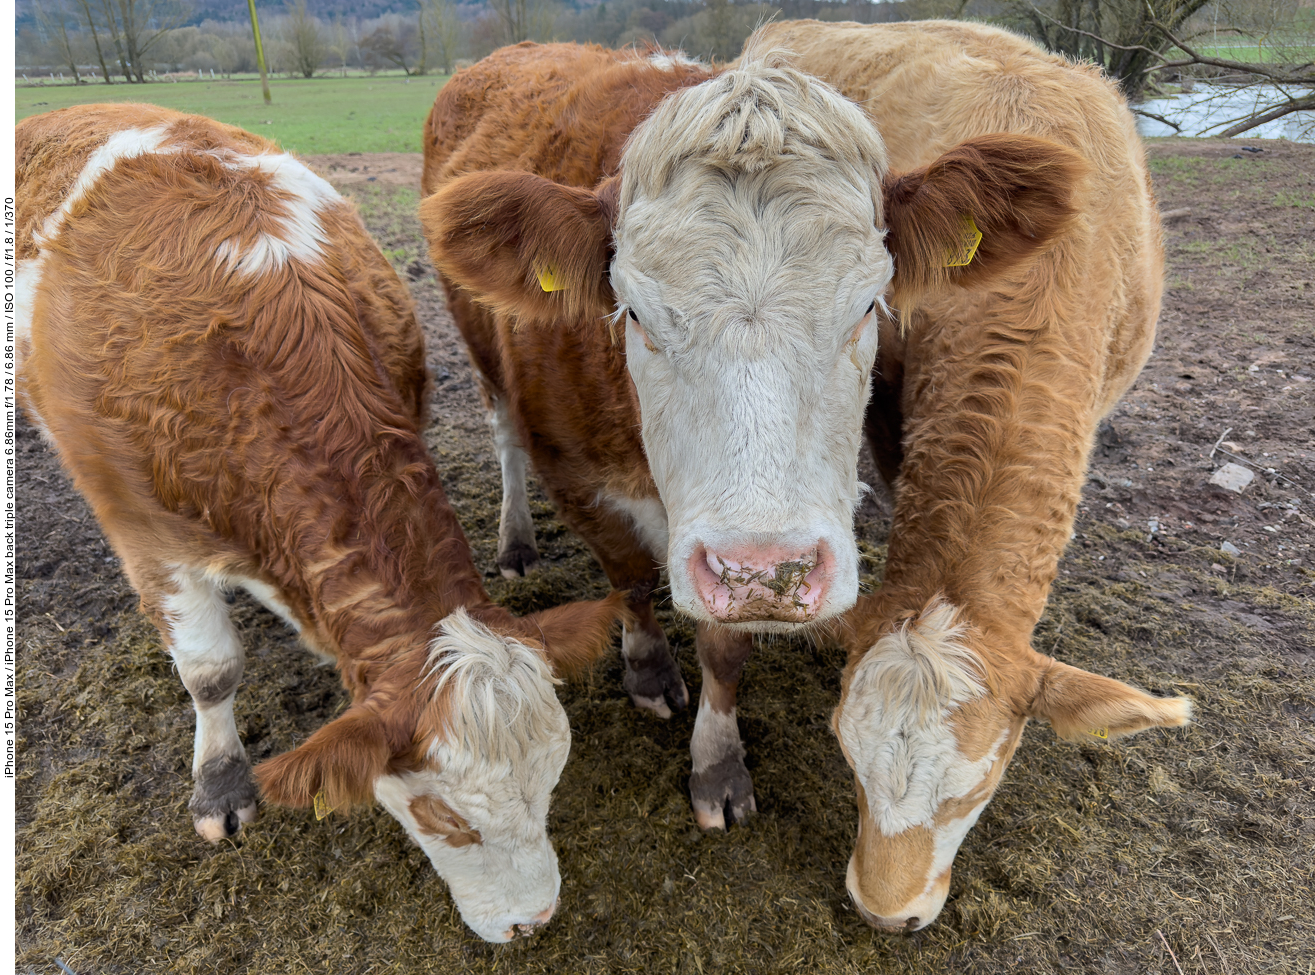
[666,526,860,631]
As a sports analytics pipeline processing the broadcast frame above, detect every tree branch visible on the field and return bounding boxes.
[1217,93,1315,137]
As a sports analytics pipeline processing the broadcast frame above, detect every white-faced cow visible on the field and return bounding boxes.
[419,41,1087,830]
[15,104,627,943]
[742,19,1193,932]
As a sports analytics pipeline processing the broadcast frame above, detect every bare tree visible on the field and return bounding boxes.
[420,0,461,75]
[283,0,325,78]
[34,0,85,83]
[488,0,553,45]
[69,0,116,83]
[1027,0,1314,136]
[360,20,417,75]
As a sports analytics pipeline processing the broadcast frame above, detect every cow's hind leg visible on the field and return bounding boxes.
[689,624,755,830]
[148,566,257,842]
[490,395,540,578]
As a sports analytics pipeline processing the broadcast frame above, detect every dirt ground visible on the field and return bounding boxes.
[14,139,1314,974]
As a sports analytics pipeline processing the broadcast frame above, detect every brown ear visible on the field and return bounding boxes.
[882,135,1085,309]
[255,703,411,811]
[420,171,620,323]
[1028,657,1193,742]
[506,590,632,679]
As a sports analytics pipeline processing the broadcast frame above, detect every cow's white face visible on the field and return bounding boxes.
[611,63,893,630]
[834,600,1193,932]
[374,611,572,943]
[373,734,569,943]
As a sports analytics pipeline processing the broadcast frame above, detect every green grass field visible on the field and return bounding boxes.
[15,75,448,154]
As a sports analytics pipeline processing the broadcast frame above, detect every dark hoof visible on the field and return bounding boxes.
[189,754,258,843]
[497,541,541,579]
[624,652,689,718]
[690,755,756,831]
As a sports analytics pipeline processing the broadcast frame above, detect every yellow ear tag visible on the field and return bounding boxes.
[943,214,983,268]
[313,791,337,820]
[537,265,566,293]
[1088,727,1109,740]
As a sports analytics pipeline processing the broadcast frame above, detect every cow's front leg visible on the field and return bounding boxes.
[621,591,689,718]
[489,395,540,578]
[689,624,755,830]
[151,567,258,842]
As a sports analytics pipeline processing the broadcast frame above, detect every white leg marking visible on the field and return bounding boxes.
[164,569,245,772]
[621,624,673,718]
[490,397,539,578]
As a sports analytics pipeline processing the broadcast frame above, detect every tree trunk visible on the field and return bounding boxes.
[76,0,114,83]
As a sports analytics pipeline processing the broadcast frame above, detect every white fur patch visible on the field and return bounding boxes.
[598,491,669,561]
[647,51,702,71]
[836,601,992,834]
[213,152,338,276]
[690,696,741,773]
[32,125,171,249]
[162,568,245,772]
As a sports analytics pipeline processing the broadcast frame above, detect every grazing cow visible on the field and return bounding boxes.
[420,42,1081,828]
[15,104,627,943]
[740,20,1193,931]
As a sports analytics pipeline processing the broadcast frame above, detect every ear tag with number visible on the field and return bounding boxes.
[943,214,983,268]
[1088,727,1109,740]
[537,265,566,292]
[314,791,337,820]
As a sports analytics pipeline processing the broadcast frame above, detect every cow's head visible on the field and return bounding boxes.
[256,602,622,943]
[422,56,1080,632]
[833,600,1193,932]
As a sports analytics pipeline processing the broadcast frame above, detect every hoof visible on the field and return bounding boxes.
[690,755,756,830]
[624,654,689,719]
[194,802,258,844]
[189,754,258,843]
[497,541,541,579]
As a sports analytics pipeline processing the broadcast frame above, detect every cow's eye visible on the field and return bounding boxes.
[626,308,658,353]
[866,301,875,316]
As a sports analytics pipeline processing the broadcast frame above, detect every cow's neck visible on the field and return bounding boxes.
[277,432,496,693]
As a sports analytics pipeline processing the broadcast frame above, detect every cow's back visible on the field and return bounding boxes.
[422,43,713,196]
[16,106,429,551]
[746,20,1162,412]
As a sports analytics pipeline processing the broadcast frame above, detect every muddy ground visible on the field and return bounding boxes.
[14,139,1314,974]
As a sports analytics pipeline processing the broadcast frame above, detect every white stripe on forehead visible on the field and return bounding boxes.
[425,608,569,768]
[837,600,992,834]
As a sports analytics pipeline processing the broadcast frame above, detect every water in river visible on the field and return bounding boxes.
[1135,84,1314,142]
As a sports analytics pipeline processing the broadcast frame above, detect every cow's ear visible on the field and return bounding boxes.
[255,703,412,812]
[1026,656,1193,742]
[420,171,618,323]
[882,135,1085,310]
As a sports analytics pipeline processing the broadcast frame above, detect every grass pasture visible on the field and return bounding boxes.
[14,139,1315,975]
[14,75,447,154]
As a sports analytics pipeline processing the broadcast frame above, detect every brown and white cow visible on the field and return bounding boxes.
[15,104,627,943]
[420,42,1082,828]
[741,19,1193,931]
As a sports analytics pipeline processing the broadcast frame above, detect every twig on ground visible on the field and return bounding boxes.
[1157,929,1186,975]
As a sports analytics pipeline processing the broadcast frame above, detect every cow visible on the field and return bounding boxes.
[15,104,628,944]
[419,42,1086,830]
[739,19,1193,932]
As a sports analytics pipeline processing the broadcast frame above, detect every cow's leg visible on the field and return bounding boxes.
[549,496,688,717]
[619,581,689,718]
[145,566,257,842]
[490,395,540,578]
[689,623,755,830]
